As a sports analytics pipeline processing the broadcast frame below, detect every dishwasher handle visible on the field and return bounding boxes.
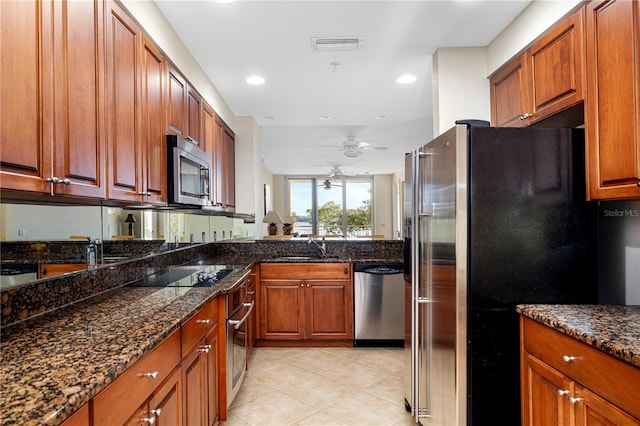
[354,263,404,274]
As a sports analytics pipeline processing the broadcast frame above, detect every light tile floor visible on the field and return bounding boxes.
[221,347,416,426]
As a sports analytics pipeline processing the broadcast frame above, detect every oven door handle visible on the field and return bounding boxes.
[228,301,254,329]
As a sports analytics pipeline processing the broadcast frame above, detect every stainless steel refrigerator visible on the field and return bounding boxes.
[403,121,598,425]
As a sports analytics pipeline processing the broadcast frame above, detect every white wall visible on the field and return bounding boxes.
[120,0,235,129]
[234,116,262,217]
[432,47,490,136]
[373,174,394,239]
[487,0,583,75]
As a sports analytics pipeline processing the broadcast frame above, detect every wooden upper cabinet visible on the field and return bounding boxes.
[223,126,236,211]
[105,1,142,203]
[526,8,584,124]
[167,65,188,137]
[1,0,105,198]
[584,0,640,200]
[140,36,167,205]
[187,86,203,146]
[490,55,529,127]
[1,0,54,194]
[491,8,585,127]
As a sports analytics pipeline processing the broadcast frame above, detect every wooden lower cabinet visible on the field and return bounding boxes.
[89,296,224,426]
[60,404,89,426]
[521,316,640,425]
[259,263,353,342]
[93,331,181,426]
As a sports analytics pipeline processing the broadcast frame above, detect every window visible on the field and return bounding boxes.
[286,176,373,237]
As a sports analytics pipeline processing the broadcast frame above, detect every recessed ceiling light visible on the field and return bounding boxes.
[264,116,275,120]
[375,115,386,120]
[212,0,234,3]
[395,74,417,84]
[246,75,265,85]
[319,115,331,120]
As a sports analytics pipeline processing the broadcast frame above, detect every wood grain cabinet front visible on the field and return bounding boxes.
[92,330,181,426]
[259,263,353,342]
[584,0,640,200]
[1,0,106,198]
[520,316,640,426]
[491,8,584,128]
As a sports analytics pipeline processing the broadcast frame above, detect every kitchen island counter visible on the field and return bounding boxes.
[0,266,249,426]
[517,304,640,368]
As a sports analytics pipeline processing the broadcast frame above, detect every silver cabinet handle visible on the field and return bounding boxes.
[568,396,582,404]
[141,371,159,379]
[417,297,432,304]
[138,191,152,196]
[196,319,211,325]
[142,416,156,424]
[557,389,569,396]
[46,177,71,185]
[562,355,576,362]
[637,181,640,188]
[518,113,532,120]
[199,344,211,353]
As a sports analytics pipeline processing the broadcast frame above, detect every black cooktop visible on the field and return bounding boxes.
[126,265,234,287]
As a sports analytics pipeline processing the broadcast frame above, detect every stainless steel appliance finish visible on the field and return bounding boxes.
[226,274,254,407]
[0,264,38,290]
[167,134,212,207]
[404,121,599,425]
[354,263,404,346]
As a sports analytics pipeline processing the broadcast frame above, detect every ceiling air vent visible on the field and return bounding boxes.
[311,37,364,51]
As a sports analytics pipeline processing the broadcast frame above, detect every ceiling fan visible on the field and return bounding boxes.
[320,167,353,190]
[324,137,389,159]
[342,136,388,158]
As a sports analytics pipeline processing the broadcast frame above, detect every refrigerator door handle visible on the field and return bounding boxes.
[417,297,432,304]
[417,152,433,217]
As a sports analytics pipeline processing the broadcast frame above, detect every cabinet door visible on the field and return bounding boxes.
[140,36,167,205]
[212,116,225,209]
[60,404,89,426]
[52,0,106,198]
[106,1,142,202]
[187,86,202,145]
[0,0,52,193]
[490,55,529,127]
[261,280,305,339]
[585,0,640,200]
[182,343,207,426]
[204,324,220,426]
[167,65,187,137]
[574,386,640,426]
[149,367,182,426]
[223,126,236,211]
[305,280,353,339]
[527,8,584,124]
[521,353,573,426]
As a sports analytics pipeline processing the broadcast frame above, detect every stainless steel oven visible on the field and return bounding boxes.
[226,275,254,407]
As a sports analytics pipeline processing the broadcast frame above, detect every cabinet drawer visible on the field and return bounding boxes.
[93,330,180,426]
[261,263,351,280]
[522,317,640,419]
[181,297,218,356]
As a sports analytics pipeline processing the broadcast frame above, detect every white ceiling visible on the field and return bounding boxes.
[154,0,531,177]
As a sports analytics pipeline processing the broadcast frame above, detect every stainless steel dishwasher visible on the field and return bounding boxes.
[354,263,404,347]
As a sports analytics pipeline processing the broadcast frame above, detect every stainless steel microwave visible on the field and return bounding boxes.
[167,134,212,207]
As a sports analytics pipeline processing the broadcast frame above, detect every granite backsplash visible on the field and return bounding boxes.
[0,238,402,328]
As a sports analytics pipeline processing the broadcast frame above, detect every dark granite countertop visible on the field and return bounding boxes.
[517,304,640,368]
[0,266,250,426]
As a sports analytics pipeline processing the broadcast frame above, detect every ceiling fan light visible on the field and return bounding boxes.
[344,149,360,159]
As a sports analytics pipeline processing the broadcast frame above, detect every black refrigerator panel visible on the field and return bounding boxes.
[467,127,598,309]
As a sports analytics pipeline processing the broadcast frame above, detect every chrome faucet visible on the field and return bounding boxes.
[308,236,327,258]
